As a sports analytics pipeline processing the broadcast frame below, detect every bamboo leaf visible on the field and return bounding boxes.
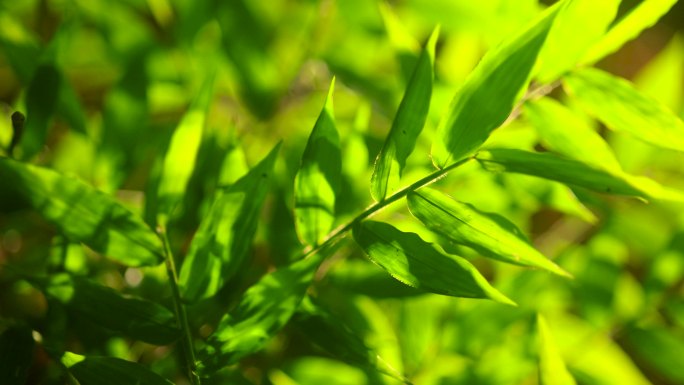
[0,326,35,385]
[371,27,438,201]
[294,79,341,246]
[582,0,679,65]
[21,64,61,160]
[431,4,560,168]
[61,352,173,385]
[197,253,324,374]
[524,97,622,172]
[41,274,180,345]
[179,142,281,302]
[625,325,684,384]
[407,188,570,277]
[352,220,515,304]
[564,67,684,152]
[537,314,577,385]
[476,148,684,201]
[0,158,164,266]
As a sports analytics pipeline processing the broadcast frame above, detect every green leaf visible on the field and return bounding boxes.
[524,97,622,172]
[156,72,215,218]
[537,314,577,385]
[370,27,438,201]
[352,220,515,304]
[179,142,281,302]
[21,64,61,160]
[197,253,324,374]
[406,188,570,277]
[476,148,684,201]
[327,259,425,298]
[40,274,180,345]
[0,326,35,385]
[294,79,341,246]
[625,325,684,383]
[564,67,684,152]
[582,0,679,65]
[535,0,620,82]
[430,4,559,168]
[61,352,173,385]
[0,158,164,266]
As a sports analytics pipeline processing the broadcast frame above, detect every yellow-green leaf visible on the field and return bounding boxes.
[537,314,577,385]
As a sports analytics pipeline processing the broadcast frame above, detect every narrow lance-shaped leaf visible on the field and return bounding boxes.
[40,274,180,345]
[407,188,571,277]
[0,158,164,266]
[564,67,684,152]
[431,4,560,169]
[20,64,61,160]
[295,79,341,246]
[524,97,622,172]
[537,314,577,385]
[179,142,281,302]
[352,220,515,305]
[197,252,324,374]
[371,27,439,201]
[61,352,173,385]
[0,326,35,385]
[476,148,684,201]
[582,0,679,65]
[625,325,684,384]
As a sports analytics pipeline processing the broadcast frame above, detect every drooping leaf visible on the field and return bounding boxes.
[370,27,438,201]
[476,148,684,201]
[61,352,173,385]
[625,325,684,384]
[294,79,341,246]
[179,142,281,302]
[0,326,35,385]
[197,252,324,374]
[40,274,180,345]
[352,220,515,304]
[524,97,622,172]
[582,0,679,65]
[537,314,577,385]
[407,188,570,277]
[430,4,560,168]
[21,64,61,160]
[564,67,684,152]
[0,158,164,266]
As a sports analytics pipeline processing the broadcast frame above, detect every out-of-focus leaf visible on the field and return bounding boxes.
[407,188,570,277]
[476,148,684,201]
[326,259,425,298]
[293,297,406,381]
[0,326,35,385]
[61,351,173,385]
[537,314,577,385]
[536,0,620,82]
[524,97,622,172]
[282,357,368,385]
[197,253,324,374]
[564,67,684,152]
[21,64,61,159]
[371,27,438,201]
[352,220,515,304]
[0,158,164,266]
[294,79,341,246]
[40,274,180,345]
[57,80,87,135]
[582,0,679,65]
[179,142,281,302]
[625,325,684,383]
[431,4,559,168]
[156,73,215,217]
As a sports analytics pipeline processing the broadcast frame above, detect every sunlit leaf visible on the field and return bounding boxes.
[537,314,577,385]
[326,259,425,298]
[61,352,173,385]
[407,188,570,277]
[0,326,35,385]
[352,220,516,304]
[0,158,164,266]
[179,142,281,302]
[564,67,684,152]
[371,27,438,201]
[625,325,684,383]
[582,0,679,65]
[430,4,559,168]
[197,253,324,374]
[40,274,180,345]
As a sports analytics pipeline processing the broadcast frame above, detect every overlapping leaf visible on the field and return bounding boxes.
[407,188,570,277]
[352,220,515,304]
[0,158,164,266]
[61,352,173,385]
[537,314,577,385]
[431,3,560,168]
[371,27,438,201]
